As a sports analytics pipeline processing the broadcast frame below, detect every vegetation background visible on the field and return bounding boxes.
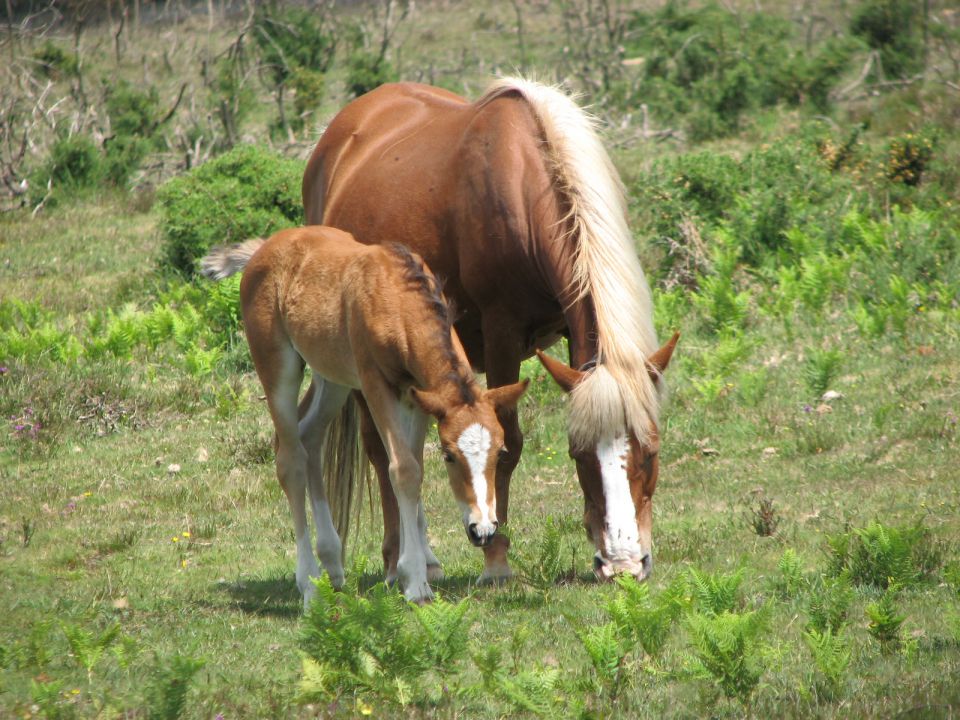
[2,0,959,717]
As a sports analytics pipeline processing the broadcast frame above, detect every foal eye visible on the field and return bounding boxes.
[442,449,455,463]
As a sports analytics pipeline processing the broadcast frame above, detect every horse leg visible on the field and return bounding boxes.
[479,319,524,583]
[251,340,318,608]
[356,393,400,585]
[299,377,351,590]
[360,372,433,603]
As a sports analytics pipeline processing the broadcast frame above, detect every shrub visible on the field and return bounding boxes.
[346,50,398,98]
[105,80,162,140]
[804,627,851,695]
[806,573,855,634]
[156,144,304,275]
[32,40,78,79]
[850,0,923,79]
[29,133,104,205]
[686,608,767,703]
[826,520,942,589]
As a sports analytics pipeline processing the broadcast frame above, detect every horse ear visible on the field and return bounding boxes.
[535,349,584,394]
[410,388,447,419]
[646,331,679,382]
[485,379,529,411]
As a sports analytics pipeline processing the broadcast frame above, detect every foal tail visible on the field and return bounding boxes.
[199,238,267,280]
[323,394,370,546]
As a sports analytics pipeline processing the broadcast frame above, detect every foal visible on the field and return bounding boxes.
[202,227,527,605]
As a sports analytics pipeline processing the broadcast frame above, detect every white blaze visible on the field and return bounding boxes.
[597,431,641,559]
[457,423,493,525]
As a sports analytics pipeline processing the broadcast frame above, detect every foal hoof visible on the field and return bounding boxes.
[403,582,435,605]
[426,563,445,582]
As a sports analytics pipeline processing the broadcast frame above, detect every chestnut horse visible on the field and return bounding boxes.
[201,227,527,605]
[303,78,677,584]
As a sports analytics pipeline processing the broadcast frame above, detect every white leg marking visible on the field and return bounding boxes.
[597,432,642,560]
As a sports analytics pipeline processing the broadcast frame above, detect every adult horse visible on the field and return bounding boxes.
[202,227,527,604]
[303,78,678,584]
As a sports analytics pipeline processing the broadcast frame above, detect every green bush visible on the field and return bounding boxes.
[156,144,304,275]
[32,40,78,79]
[346,50,398,98]
[826,520,943,589]
[850,0,923,79]
[29,133,104,205]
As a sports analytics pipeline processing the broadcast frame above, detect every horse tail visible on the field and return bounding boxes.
[199,238,267,280]
[322,393,371,548]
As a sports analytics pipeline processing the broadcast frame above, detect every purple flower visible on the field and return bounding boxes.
[802,404,813,413]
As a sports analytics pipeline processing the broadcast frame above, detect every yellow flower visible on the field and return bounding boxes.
[182,531,191,538]
[172,537,179,543]
[357,700,373,716]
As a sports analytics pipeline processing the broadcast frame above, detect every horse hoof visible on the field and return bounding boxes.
[426,564,445,582]
[478,564,513,585]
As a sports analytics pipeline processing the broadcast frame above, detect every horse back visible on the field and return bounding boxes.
[303,83,572,367]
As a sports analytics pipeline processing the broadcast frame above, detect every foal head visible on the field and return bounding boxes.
[412,382,528,547]
[536,333,678,582]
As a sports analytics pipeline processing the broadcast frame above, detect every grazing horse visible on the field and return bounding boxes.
[303,77,678,584]
[201,227,527,605]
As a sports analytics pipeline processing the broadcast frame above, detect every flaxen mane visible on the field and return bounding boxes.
[478,77,662,448]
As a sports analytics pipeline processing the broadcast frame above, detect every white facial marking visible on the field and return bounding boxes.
[457,423,493,525]
[597,432,642,560]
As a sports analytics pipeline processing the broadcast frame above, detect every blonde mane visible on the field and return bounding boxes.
[479,77,662,447]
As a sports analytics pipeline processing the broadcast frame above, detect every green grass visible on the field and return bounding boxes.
[3,2,960,717]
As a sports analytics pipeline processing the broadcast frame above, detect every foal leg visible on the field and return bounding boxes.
[361,373,433,603]
[358,394,443,584]
[299,377,351,589]
[253,343,318,607]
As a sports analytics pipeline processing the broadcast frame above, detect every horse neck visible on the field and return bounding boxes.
[403,314,479,406]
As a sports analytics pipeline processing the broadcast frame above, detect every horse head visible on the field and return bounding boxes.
[536,333,678,582]
[412,380,529,547]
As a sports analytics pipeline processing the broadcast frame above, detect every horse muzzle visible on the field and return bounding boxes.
[467,520,499,547]
[593,551,652,582]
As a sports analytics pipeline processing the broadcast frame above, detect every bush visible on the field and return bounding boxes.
[156,144,304,275]
[850,0,923,79]
[346,50,398,98]
[32,40,78,79]
[29,133,104,205]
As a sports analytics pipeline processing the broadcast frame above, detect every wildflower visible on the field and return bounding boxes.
[182,531,191,538]
[172,536,180,543]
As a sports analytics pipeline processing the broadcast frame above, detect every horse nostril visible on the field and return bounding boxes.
[468,523,480,543]
[492,520,500,531]
[593,554,606,572]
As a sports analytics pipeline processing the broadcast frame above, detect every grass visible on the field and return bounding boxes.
[2,195,958,718]
[3,1,960,717]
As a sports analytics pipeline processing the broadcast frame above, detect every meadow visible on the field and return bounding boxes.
[2,1,960,717]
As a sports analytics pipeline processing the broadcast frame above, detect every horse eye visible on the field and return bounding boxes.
[442,449,455,463]
[498,447,510,458]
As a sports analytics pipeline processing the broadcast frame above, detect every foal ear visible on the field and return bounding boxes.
[485,378,530,411]
[410,388,448,419]
[535,349,584,394]
[646,331,680,382]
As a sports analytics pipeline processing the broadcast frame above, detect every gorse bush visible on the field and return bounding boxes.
[617,3,858,139]
[850,0,923,79]
[156,144,303,275]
